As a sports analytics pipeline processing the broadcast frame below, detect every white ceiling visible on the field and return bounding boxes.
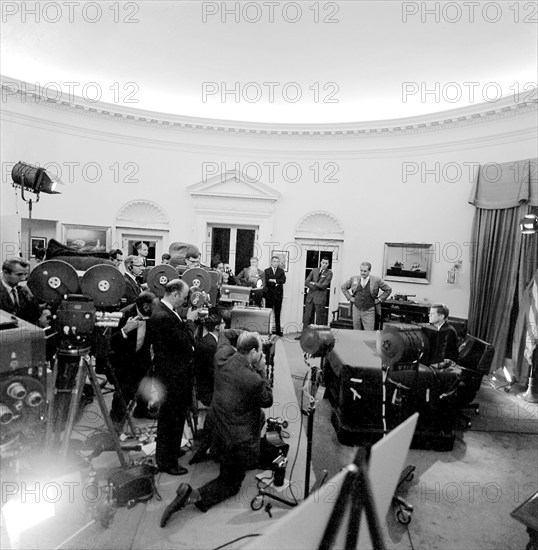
[1,1,537,123]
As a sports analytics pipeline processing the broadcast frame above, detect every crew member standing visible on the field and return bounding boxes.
[296,257,332,340]
[148,279,198,475]
[122,255,143,306]
[341,262,391,331]
[264,256,286,336]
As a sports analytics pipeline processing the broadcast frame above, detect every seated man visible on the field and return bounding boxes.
[428,303,460,366]
[160,332,273,527]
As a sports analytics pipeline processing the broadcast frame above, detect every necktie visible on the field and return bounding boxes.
[11,287,19,307]
[136,320,146,352]
[361,278,367,288]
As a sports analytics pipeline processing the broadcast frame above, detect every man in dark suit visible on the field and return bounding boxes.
[0,259,40,325]
[148,279,198,475]
[297,257,333,339]
[135,241,149,267]
[193,311,223,407]
[264,256,286,336]
[109,290,157,427]
[160,332,273,527]
[428,303,460,365]
[122,255,143,306]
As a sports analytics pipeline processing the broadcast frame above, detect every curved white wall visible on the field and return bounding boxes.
[1,84,536,321]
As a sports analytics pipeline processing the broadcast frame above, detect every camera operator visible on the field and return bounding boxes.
[148,279,198,476]
[194,310,224,407]
[109,290,157,429]
[160,331,273,527]
[216,262,237,285]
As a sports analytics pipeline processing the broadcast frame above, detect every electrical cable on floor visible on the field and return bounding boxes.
[405,523,415,550]
[211,533,261,550]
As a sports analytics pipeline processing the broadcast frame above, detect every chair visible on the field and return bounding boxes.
[456,334,495,425]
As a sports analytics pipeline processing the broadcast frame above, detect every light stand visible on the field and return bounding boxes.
[318,446,386,550]
[303,353,323,499]
[299,325,335,499]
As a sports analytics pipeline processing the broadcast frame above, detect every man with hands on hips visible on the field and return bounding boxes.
[341,262,391,331]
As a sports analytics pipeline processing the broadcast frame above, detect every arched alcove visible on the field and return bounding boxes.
[115,199,169,228]
[295,211,344,239]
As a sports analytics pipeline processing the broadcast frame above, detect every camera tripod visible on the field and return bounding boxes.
[45,343,127,468]
[250,353,327,513]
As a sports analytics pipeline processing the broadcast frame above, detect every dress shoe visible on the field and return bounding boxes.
[160,483,192,528]
[158,464,188,476]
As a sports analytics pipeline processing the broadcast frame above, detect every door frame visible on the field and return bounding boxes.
[207,223,259,272]
[287,238,343,330]
[115,227,169,266]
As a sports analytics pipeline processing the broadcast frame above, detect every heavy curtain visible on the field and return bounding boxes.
[467,158,537,374]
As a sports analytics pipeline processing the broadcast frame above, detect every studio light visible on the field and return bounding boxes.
[11,162,62,195]
[519,214,538,234]
[10,161,63,260]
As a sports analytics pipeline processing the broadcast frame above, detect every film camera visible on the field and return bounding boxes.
[260,417,290,470]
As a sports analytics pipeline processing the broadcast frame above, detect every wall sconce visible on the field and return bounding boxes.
[519,214,538,234]
[446,261,462,284]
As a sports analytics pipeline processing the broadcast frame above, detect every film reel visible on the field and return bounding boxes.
[80,265,126,307]
[27,260,81,304]
[146,264,178,298]
[182,267,211,294]
[376,325,428,366]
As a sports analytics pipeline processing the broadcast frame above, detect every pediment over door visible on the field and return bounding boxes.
[187,170,281,209]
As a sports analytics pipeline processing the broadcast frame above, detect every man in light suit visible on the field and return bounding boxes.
[341,262,392,331]
[297,257,333,339]
[148,279,198,476]
[263,256,286,336]
[237,257,265,307]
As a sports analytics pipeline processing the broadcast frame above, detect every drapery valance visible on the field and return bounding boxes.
[468,158,537,209]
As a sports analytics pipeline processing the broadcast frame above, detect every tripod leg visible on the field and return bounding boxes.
[84,355,128,469]
[45,354,60,448]
[60,361,86,459]
[106,363,137,437]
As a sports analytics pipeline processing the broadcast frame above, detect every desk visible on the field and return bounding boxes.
[324,331,458,451]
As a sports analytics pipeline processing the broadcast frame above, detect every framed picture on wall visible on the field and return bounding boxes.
[31,237,47,257]
[383,243,433,284]
[272,250,290,272]
[62,224,111,253]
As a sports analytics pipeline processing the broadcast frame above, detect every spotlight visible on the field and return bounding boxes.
[502,365,517,393]
[10,161,63,260]
[519,214,538,234]
[11,162,62,195]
